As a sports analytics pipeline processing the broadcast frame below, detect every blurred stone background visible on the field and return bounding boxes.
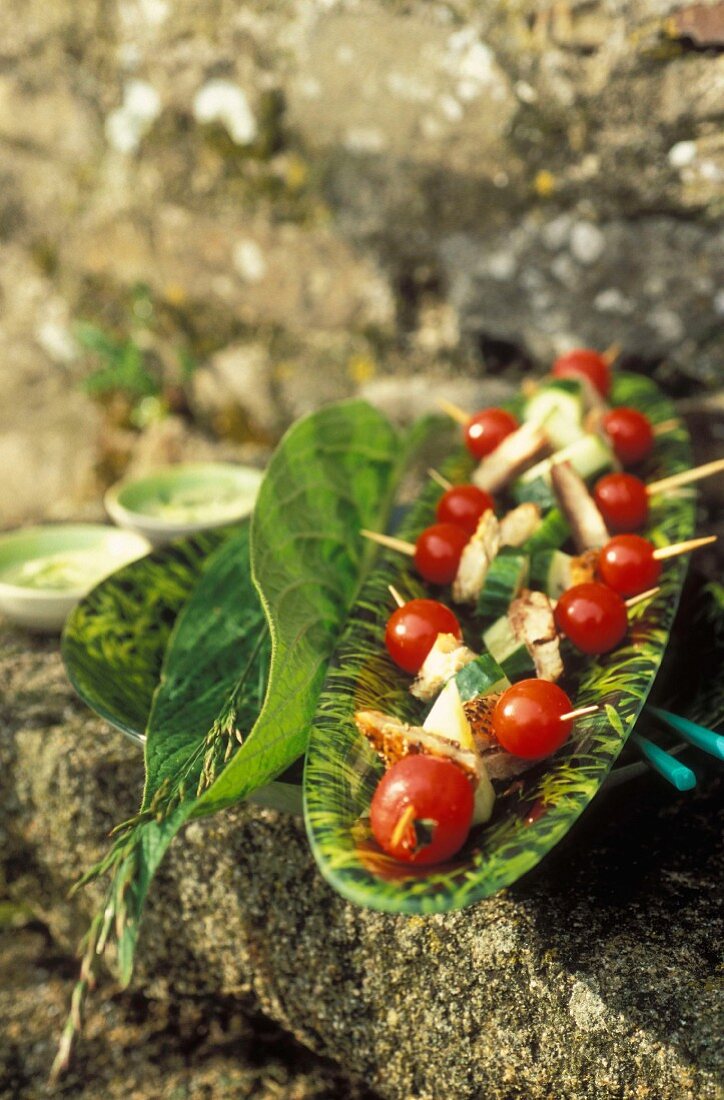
[1,2,723,1097]
[1,0,722,526]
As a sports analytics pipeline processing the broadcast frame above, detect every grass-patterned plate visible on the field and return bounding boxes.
[62,529,231,744]
[304,372,696,913]
[61,524,305,809]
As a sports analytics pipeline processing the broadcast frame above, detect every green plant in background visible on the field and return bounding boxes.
[75,283,199,430]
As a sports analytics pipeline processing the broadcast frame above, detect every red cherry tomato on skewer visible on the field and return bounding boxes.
[370,755,473,864]
[598,535,662,598]
[552,349,611,398]
[594,472,649,532]
[436,485,495,536]
[465,409,518,460]
[385,599,462,675]
[492,680,574,759]
[601,407,654,466]
[414,523,468,586]
[554,582,628,655]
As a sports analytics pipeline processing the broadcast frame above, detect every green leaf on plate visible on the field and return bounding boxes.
[193,401,444,816]
[303,373,696,914]
[62,401,445,1016]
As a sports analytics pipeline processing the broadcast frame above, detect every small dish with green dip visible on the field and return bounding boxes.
[104,463,264,546]
[0,525,150,631]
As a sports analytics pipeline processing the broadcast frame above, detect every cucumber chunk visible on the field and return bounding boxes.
[520,433,614,485]
[523,379,585,450]
[455,652,511,702]
[482,615,535,681]
[520,507,570,553]
[529,549,573,599]
[476,552,529,620]
[512,476,557,510]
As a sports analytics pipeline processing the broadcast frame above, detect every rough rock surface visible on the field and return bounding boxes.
[1,621,721,1100]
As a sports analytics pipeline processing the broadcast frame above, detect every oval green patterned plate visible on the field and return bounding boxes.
[303,373,696,913]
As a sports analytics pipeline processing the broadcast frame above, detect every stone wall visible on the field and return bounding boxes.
[1,624,721,1099]
[1,0,722,524]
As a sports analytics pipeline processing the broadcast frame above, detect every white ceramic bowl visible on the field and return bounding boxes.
[0,525,151,631]
[104,462,264,546]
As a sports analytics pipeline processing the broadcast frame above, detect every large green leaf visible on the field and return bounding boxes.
[192,401,438,816]
[61,402,439,999]
[304,373,696,913]
[65,524,270,985]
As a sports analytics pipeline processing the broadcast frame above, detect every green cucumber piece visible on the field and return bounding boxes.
[521,508,570,553]
[476,552,529,620]
[523,379,585,450]
[483,616,535,681]
[520,433,614,485]
[529,549,573,599]
[454,653,511,703]
[513,476,557,510]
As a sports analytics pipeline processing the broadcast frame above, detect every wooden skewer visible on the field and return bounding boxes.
[652,535,717,561]
[560,704,599,721]
[390,803,417,849]
[625,586,660,608]
[428,468,453,491]
[436,398,470,426]
[602,343,620,366]
[361,529,415,556]
[388,585,405,608]
[652,418,681,436]
[647,457,724,496]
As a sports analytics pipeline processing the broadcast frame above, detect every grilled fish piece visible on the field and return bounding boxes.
[463,692,499,750]
[410,632,477,702]
[452,509,500,604]
[499,502,542,548]
[509,589,564,682]
[354,709,496,824]
[550,460,610,552]
[570,549,598,586]
[355,709,480,777]
[472,423,549,494]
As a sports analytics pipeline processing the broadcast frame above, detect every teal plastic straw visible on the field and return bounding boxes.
[648,707,724,761]
[632,733,697,791]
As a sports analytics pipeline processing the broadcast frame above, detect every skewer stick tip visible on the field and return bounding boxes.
[625,586,660,609]
[652,534,717,561]
[390,803,417,849]
[428,468,453,491]
[388,585,406,608]
[436,398,470,426]
[652,418,681,436]
[602,342,621,366]
[560,704,599,722]
[360,529,416,556]
[647,457,724,496]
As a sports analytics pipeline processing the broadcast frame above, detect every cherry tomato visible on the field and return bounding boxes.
[370,755,473,864]
[414,523,469,586]
[598,535,661,598]
[593,472,649,532]
[601,407,654,466]
[436,485,495,536]
[492,679,574,759]
[385,599,462,675]
[465,408,518,460]
[554,581,628,655]
[552,349,611,398]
